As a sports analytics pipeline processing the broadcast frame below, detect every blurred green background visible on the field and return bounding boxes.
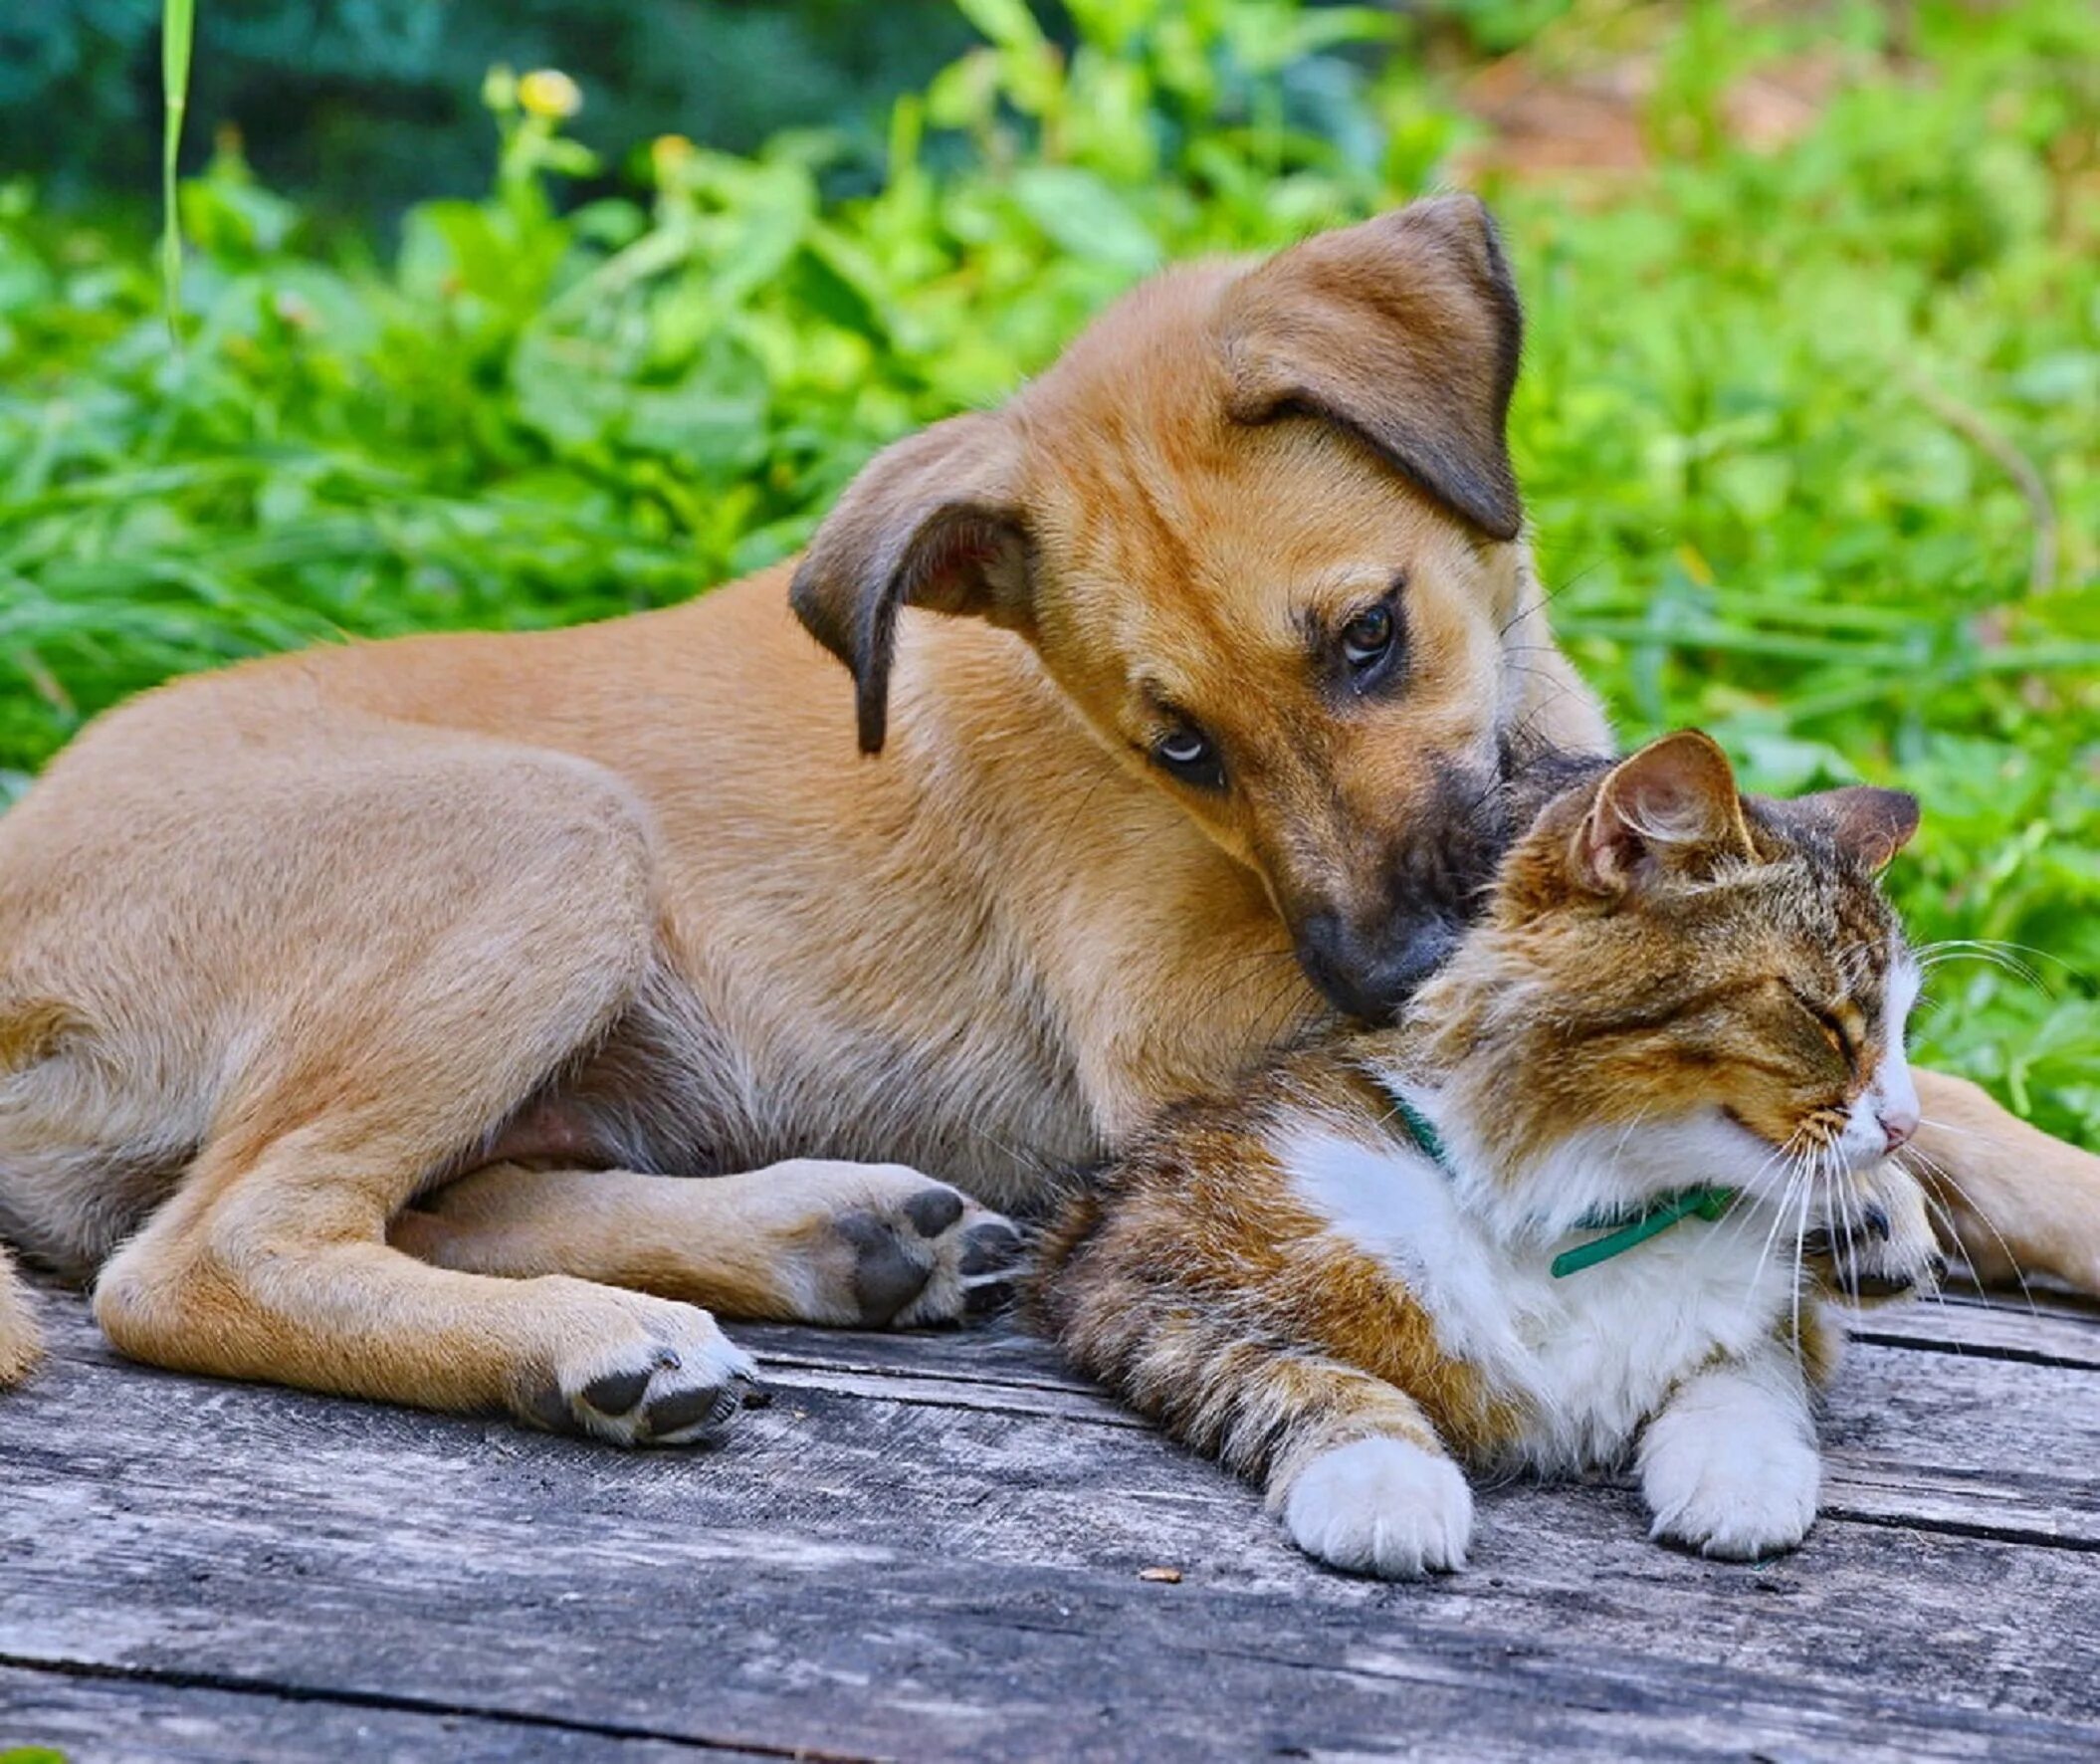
[1,0,2095,1150]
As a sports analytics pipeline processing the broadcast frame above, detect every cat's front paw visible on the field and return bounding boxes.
[1639,1403,1820,1560]
[1282,1436,1472,1579]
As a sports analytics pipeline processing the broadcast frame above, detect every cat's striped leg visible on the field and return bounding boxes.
[1637,1345,1820,1560]
[1100,1315,1474,1578]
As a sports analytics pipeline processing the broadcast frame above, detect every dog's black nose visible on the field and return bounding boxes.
[1294,912,1456,1022]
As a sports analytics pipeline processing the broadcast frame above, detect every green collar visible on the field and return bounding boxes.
[1546,1185,1741,1278]
[1385,1093,1739,1279]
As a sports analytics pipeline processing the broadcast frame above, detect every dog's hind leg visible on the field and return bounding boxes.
[393,1161,1023,1328]
[88,748,757,1443]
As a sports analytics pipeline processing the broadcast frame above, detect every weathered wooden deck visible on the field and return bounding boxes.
[2,1276,2096,1762]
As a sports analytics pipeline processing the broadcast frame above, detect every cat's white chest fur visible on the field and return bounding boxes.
[1285,1126,1799,1470]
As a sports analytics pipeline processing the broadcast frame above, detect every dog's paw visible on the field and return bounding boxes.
[796,1166,1022,1329]
[523,1289,759,1447]
[1640,1402,1820,1560]
[1805,1168,1945,1305]
[1282,1436,1472,1579]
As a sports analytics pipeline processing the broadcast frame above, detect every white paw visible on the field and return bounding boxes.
[1282,1436,1472,1579]
[1639,1398,1820,1560]
[530,1288,760,1447]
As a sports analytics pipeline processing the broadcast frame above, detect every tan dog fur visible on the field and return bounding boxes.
[0,198,2093,1430]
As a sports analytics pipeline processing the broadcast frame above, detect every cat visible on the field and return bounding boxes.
[1029,730,1944,1577]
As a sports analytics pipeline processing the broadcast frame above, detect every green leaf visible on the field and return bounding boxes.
[952,0,1047,54]
[1011,168,1160,273]
[159,0,195,341]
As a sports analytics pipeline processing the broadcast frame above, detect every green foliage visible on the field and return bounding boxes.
[7,0,977,221]
[0,0,2095,1146]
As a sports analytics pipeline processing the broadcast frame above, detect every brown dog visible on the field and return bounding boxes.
[0,198,2092,1432]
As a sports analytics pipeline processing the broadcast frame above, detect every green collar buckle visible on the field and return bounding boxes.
[1383,1091,1739,1280]
[1549,1186,1741,1279]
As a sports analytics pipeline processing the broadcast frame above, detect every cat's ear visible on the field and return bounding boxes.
[1575,730,1755,894]
[1788,785,1921,873]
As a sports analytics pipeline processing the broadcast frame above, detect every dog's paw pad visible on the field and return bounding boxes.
[905,1187,966,1238]
[579,1363,661,1418]
[799,1170,1022,1331]
[528,1296,757,1447]
[838,1208,935,1326]
[960,1219,1022,1277]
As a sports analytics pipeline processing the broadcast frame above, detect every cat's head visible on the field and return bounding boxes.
[1410,730,1926,1234]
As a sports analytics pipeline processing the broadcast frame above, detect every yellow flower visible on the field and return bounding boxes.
[518,69,583,121]
[651,133,696,179]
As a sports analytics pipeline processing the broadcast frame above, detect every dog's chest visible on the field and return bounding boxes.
[1286,1132,1789,1468]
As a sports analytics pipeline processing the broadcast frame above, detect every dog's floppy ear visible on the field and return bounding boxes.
[1217,195,1524,542]
[791,413,1031,754]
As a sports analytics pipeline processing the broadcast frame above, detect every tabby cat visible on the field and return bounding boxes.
[1032,731,1941,1576]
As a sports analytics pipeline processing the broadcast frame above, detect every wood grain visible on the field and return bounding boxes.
[4,1282,2095,1761]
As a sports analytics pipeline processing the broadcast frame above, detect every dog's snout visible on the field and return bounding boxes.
[1294,911,1456,1022]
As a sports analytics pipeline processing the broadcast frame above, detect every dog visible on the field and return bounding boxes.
[1,197,2094,1435]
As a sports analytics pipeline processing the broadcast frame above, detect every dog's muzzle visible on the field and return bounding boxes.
[1293,911,1458,1023]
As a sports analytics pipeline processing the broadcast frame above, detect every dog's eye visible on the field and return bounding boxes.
[1154,726,1224,790]
[1340,600,1398,681]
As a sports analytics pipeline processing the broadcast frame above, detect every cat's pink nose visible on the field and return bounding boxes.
[1879,1108,1918,1153]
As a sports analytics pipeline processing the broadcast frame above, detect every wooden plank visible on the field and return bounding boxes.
[4,1286,2096,1762]
[40,1272,2100,1388]
[27,1287,2100,1543]
[0,1662,757,1763]
[1854,1291,2100,1374]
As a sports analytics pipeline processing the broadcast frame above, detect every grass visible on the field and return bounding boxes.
[1,0,2095,1146]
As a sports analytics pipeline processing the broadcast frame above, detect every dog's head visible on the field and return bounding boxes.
[792,197,1602,1020]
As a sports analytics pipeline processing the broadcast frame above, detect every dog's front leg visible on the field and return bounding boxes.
[394,1161,1023,1328]
[1910,1068,2100,1295]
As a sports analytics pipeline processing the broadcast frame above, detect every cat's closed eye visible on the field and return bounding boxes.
[1782,986,1864,1075]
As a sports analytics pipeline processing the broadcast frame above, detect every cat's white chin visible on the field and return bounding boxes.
[1282,1436,1473,1579]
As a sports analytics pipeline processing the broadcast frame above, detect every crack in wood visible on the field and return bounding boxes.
[0,1651,887,1762]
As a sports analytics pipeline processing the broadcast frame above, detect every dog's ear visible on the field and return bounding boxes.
[1217,195,1524,542]
[790,413,1031,754]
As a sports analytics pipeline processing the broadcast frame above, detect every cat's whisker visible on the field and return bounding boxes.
[1918,1187,1985,1319]
[1913,939,2055,994]
[1895,1146,2043,1320]
[1917,935,2074,975]
[1599,1105,1655,1212]
[1749,1151,1807,1296]
[1718,1139,1797,1276]
[1788,1150,1822,1368]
